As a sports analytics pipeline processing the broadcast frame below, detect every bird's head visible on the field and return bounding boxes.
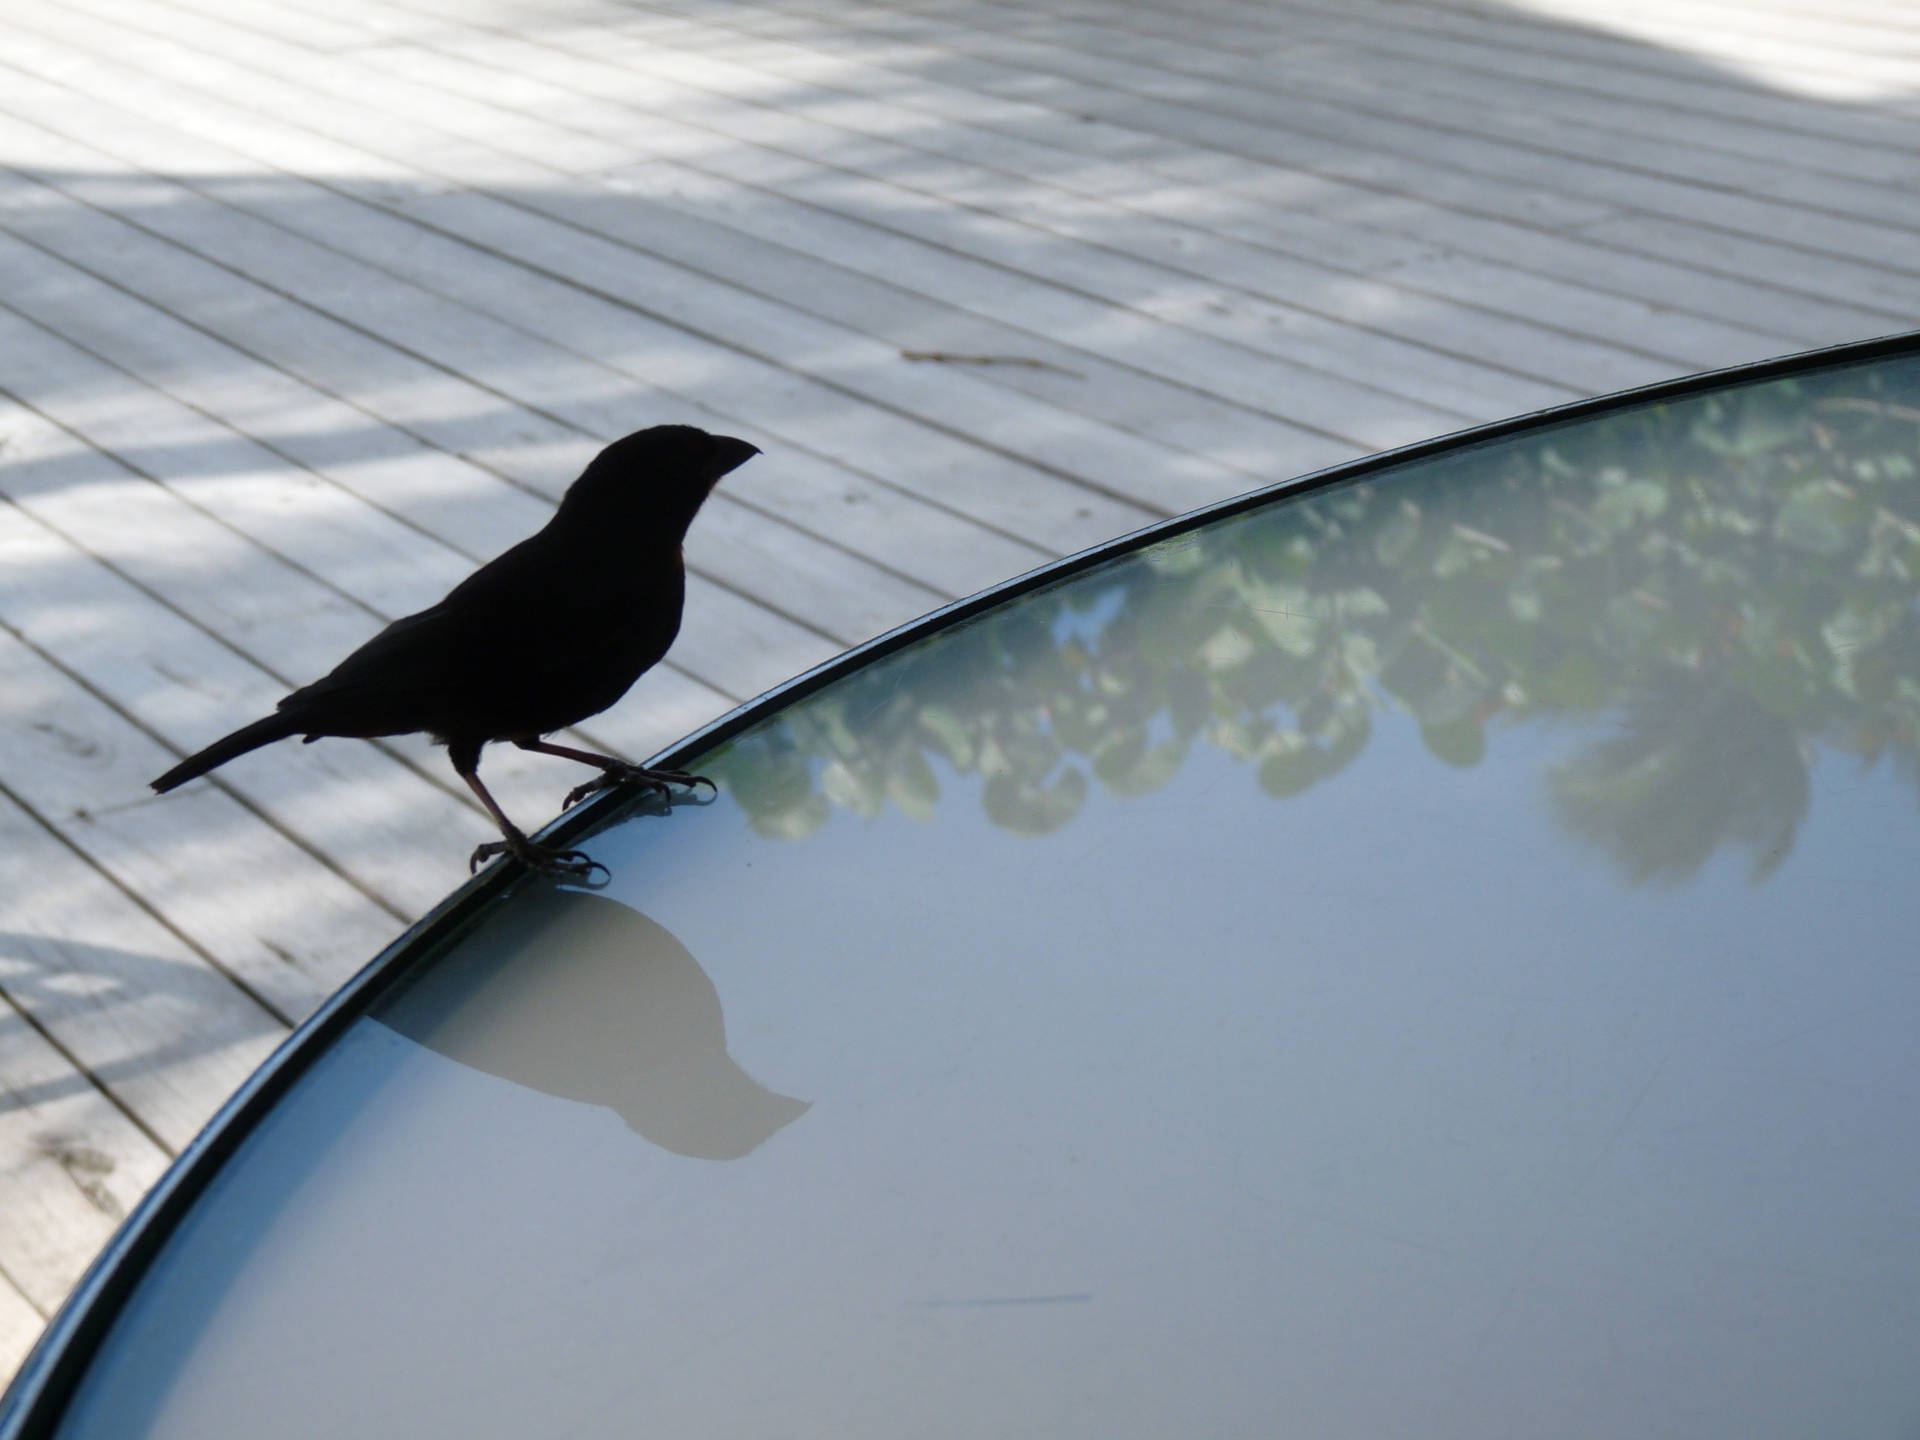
[558,424,760,539]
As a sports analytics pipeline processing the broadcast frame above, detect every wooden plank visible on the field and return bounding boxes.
[327,0,1678,405]
[644,0,1910,213]
[586,1,1204,170]
[873,0,1920,247]
[0,368,577,807]
[1572,212,1920,319]
[0,300,582,825]
[326,30,1505,429]
[0,787,286,1155]
[552,165,1381,477]
[1397,3,1920,144]
[608,0,1621,235]
[718,0,1920,218]
[1506,0,1920,92]
[0,991,172,1316]
[0,4,1248,530]
[592,2,1905,348]
[657,148,1681,395]
[33,0,1587,440]
[0,239,484,621]
[0,495,500,919]
[0,96,1033,607]
[1595,0,1920,55]
[0,1267,44,1385]
[58,788,400,1020]
[688,0,1920,277]
[676,574,846,702]
[0,187,904,659]
[1183,181,1907,348]
[0,378,387,684]
[0,67,1147,564]
[376,0,1613,221]
[0,614,397,1022]
[15,0,1674,453]
[0,104,592,494]
[937,0,1920,235]
[361,188,1337,500]
[1124,12,1919,263]
[650,144,1776,381]
[1187,0,1920,183]
[1370,0,1920,100]
[0,207,943,650]
[0,1274,45,1392]
[417,0,1810,382]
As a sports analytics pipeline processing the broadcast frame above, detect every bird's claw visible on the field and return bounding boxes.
[468,836,609,883]
[562,765,717,810]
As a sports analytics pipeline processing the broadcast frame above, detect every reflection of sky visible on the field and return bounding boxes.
[1046,579,1127,646]
[60,700,1920,1439]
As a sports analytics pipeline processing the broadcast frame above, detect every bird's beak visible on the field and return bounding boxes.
[710,436,761,480]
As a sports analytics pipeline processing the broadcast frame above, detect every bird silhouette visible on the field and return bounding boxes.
[151,425,759,876]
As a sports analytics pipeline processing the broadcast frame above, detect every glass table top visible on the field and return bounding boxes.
[32,345,1920,1438]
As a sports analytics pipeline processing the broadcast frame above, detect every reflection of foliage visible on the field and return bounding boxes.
[716,358,1920,883]
[1548,674,1807,885]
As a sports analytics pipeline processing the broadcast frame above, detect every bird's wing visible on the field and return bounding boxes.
[280,534,597,734]
[278,601,482,733]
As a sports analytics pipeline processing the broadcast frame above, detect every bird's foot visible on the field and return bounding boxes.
[469,833,608,882]
[563,764,716,810]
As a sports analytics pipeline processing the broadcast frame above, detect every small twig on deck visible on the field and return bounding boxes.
[900,349,1085,378]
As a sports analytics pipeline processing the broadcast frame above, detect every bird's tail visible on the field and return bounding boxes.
[151,713,301,793]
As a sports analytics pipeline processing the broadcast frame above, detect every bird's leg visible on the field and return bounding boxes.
[454,745,607,881]
[512,738,716,810]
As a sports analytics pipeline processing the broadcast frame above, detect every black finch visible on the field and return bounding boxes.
[151,425,759,876]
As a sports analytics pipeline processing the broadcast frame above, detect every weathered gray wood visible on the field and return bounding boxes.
[887,0,1920,264]
[0,605,397,1021]
[0,4,1228,533]
[0,203,943,650]
[0,307,584,823]
[325,0,1664,407]
[1155,0,1920,182]
[0,992,172,1314]
[37,0,1589,462]
[925,0,1920,235]
[0,1268,45,1380]
[683,0,1920,276]
[0,784,286,1154]
[1571,211,1920,317]
[0,494,500,919]
[486,0,1828,353]
[0,86,1108,580]
[1504,0,1920,91]
[566,4,1910,348]
[374,0,1816,383]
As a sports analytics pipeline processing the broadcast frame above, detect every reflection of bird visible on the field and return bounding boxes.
[379,889,809,1161]
[150,426,760,874]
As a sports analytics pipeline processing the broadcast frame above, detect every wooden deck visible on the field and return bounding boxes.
[3,0,1918,1380]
